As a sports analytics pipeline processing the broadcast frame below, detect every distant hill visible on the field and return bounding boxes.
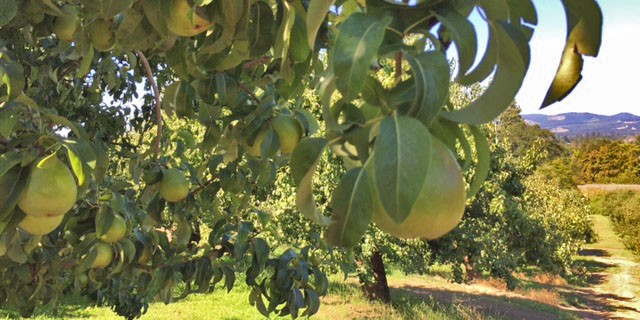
[521,112,640,139]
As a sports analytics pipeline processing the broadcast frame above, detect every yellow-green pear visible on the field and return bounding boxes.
[88,19,115,51]
[272,115,303,154]
[99,214,127,243]
[18,153,77,218]
[19,214,65,236]
[52,5,79,42]
[90,242,114,269]
[159,168,190,202]
[166,0,213,37]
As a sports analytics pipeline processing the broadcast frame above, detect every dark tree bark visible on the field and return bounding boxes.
[361,249,391,303]
[464,255,477,282]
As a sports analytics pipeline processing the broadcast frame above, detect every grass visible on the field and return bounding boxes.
[0,274,497,320]
[5,224,631,320]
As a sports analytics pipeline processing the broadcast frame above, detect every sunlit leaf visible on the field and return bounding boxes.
[290,138,330,225]
[306,0,334,49]
[372,115,431,223]
[332,13,391,100]
[467,125,490,199]
[443,21,530,124]
[541,0,602,108]
[326,168,373,248]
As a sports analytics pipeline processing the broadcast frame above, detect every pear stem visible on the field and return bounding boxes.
[135,49,162,161]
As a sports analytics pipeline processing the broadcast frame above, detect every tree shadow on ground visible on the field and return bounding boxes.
[579,249,611,257]
[395,284,610,320]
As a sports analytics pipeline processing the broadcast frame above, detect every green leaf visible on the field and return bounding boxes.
[77,44,95,78]
[0,150,22,177]
[443,21,530,125]
[174,215,192,249]
[301,289,320,317]
[62,142,85,186]
[222,265,236,293]
[372,115,431,223]
[467,125,490,199]
[248,1,275,57]
[457,30,497,85]
[95,204,115,238]
[273,1,295,61]
[99,0,133,19]
[360,75,387,108]
[290,13,311,63]
[326,168,373,248]
[435,5,477,79]
[402,50,450,126]
[43,112,88,139]
[541,0,602,108]
[0,165,28,226]
[290,138,330,225]
[7,229,27,264]
[0,0,17,26]
[252,238,269,268]
[91,143,109,184]
[332,13,391,101]
[0,59,25,100]
[0,108,18,138]
[306,0,334,49]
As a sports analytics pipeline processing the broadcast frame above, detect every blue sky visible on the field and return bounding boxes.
[511,0,640,116]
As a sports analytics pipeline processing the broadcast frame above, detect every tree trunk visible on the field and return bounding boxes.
[464,255,477,282]
[361,249,391,303]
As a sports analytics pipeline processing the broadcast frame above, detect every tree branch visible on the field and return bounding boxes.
[242,56,272,70]
[135,49,162,161]
[395,51,403,81]
[238,82,261,104]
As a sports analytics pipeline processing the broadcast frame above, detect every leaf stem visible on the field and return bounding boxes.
[135,49,162,161]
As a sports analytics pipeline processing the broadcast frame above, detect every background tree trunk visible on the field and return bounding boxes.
[361,249,391,303]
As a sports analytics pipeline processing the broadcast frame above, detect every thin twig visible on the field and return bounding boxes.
[395,51,403,81]
[242,56,272,70]
[238,82,260,104]
[135,49,162,161]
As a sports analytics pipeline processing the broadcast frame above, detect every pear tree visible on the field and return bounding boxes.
[0,0,602,318]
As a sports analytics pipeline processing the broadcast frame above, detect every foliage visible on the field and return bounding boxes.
[0,0,602,318]
[571,138,640,184]
[589,191,640,254]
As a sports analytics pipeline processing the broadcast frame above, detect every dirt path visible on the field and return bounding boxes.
[579,215,640,319]
[387,214,640,319]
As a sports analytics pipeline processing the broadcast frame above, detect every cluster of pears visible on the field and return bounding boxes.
[52,0,212,51]
[17,153,77,236]
[245,115,304,157]
[89,213,126,269]
[51,5,114,51]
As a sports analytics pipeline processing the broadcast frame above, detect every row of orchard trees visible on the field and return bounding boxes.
[264,97,594,296]
[536,136,640,187]
[1,0,601,318]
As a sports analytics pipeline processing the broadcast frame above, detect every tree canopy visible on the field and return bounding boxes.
[0,0,602,318]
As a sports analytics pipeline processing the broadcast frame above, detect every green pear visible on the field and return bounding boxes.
[18,153,77,218]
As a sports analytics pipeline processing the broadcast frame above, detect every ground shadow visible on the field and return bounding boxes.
[579,249,612,257]
[569,258,617,287]
[395,284,610,320]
